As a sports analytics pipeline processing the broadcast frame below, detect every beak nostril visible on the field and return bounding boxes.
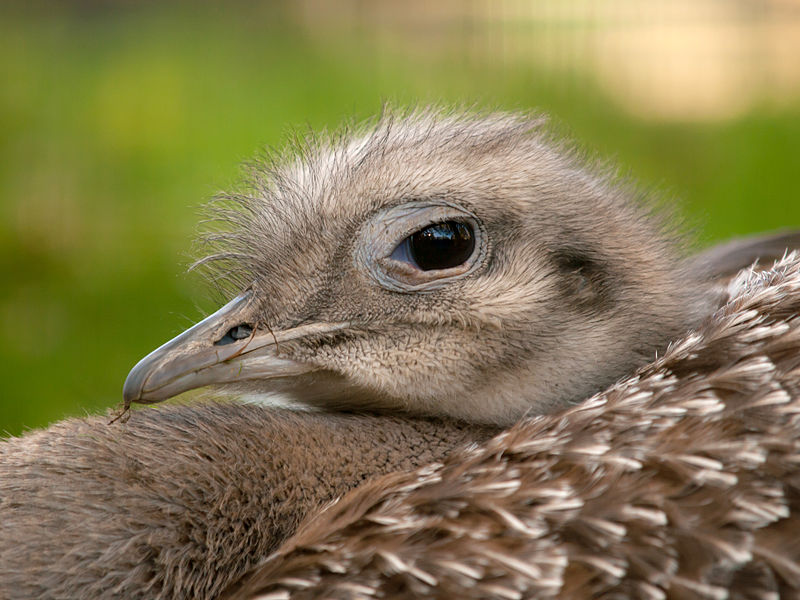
[215,324,254,346]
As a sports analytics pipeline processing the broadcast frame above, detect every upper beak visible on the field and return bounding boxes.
[122,291,346,407]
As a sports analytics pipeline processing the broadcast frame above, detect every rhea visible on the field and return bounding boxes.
[3,109,799,600]
[122,108,780,425]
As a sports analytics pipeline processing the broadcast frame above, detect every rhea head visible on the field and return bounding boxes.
[123,109,707,425]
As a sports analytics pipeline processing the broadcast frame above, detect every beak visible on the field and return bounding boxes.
[122,291,346,407]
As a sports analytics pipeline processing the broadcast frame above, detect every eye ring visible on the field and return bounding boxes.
[355,201,488,293]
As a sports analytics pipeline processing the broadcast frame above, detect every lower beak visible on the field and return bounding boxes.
[122,291,346,407]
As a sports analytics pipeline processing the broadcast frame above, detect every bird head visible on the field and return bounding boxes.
[123,109,705,425]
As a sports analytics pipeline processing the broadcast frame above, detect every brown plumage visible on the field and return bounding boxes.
[227,253,800,600]
[0,405,496,599]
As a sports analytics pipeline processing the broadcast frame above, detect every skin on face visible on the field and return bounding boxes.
[123,109,710,425]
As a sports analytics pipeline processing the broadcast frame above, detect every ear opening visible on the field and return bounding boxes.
[551,246,615,311]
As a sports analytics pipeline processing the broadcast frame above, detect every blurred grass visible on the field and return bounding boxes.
[1,2,799,436]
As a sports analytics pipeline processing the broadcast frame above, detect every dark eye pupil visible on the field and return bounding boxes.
[409,221,475,271]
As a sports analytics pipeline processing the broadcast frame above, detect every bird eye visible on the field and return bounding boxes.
[392,221,476,271]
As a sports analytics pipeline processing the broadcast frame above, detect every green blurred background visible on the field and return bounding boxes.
[2,0,799,436]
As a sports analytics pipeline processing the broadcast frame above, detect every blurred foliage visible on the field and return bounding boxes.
[1,1,799,436]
